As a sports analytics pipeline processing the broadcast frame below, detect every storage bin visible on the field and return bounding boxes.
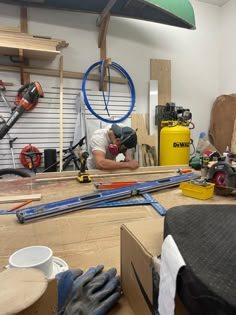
[179,181,215,200]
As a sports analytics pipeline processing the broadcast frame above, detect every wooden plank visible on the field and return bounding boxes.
[0,64,127,83]
[59,56,64,172]
[0,47,59,60]
[230,118,236,153]
[150,59,171,165]
[98,14,110,49]
[97,0,117,26]
[150,59,171,105]
[20,7,30,85]
[0,194,41,203]
[34,166,189,182]
[0,26,20,32]
[131,113,156,147]
[0,22,68,61]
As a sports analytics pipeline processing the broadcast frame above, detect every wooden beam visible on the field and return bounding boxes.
[96,0,117,26]
[0,64,127,84]
[0,194,41,203]
[150,59,171,105]
[59,55,64,172]
[20,6,30,84]
[150,59,171,165]
[98,14,110,49]
[98,15,110,91]
[20,6,28,33]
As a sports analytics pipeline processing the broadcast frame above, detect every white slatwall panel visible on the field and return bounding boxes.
[0,86,134,170]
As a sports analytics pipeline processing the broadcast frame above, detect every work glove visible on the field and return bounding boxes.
[56,268,83,312]
[56,265,121,315]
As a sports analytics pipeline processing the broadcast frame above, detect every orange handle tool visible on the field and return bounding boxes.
[8,199,33,211]
[95,181,139,190]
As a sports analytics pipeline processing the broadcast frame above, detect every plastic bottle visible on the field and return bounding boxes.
[223,146,230,163]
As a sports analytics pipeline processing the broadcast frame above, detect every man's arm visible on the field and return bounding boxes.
[93,150,139,170]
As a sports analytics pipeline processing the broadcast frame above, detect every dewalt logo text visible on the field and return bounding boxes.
[173,142,189,148]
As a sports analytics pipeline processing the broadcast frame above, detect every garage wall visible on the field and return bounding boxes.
[0,1,230,152]
[0,85,133,169]
[219,0,236,94]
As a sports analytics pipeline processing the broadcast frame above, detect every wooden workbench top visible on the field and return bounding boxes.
[0,166,235,314]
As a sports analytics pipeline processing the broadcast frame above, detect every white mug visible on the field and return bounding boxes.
[8,246,53,279]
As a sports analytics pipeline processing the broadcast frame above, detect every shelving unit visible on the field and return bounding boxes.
[0,29,68,60]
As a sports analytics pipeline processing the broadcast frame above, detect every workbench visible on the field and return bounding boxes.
[0,166,235,315]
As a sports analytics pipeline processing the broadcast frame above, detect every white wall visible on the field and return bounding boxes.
[219,0,236,94]
[0,1,228,152]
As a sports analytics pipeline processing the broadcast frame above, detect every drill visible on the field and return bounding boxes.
[77,150,92,183]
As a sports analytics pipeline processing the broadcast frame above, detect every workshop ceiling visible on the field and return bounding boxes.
[0,0,196,29]
[195,0,229,6]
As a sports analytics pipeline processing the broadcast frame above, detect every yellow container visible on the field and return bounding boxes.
[160,124,190,166]
[179,181,215,200]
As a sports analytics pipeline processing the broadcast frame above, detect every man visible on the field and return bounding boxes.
[87,123,139,170]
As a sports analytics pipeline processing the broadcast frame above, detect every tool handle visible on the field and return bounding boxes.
[9,200,32,211]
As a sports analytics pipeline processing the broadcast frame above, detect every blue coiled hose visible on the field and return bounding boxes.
[82,60,136,123]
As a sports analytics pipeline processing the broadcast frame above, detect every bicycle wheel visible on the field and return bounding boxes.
[0,168,31,179]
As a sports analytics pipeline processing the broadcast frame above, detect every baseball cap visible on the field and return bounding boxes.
[111,124,137,149]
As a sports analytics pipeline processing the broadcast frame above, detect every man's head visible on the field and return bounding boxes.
[111,124,137,149]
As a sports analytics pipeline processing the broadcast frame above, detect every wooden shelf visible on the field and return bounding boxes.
[0,30,68,60]
[0,46,60,60]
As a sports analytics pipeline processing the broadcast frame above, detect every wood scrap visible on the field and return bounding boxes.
[131,113,158,166]
[0,194,41,203]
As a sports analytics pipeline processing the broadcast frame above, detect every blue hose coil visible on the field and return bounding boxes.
[82,60,136,123]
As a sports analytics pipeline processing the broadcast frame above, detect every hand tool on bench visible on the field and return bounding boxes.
[15,172,200,223]
[94,181,139,190]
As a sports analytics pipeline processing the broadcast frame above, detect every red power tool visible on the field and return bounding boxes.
[207,155,236,195]
[0,81,44,140]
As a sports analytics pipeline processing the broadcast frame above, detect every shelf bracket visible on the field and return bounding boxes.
[96,0,117,27]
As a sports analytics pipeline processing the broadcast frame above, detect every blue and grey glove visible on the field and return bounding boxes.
[56,268,83,312]
[56,265,121,315]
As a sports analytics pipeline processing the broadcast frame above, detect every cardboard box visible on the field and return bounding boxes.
[120,218,188,315]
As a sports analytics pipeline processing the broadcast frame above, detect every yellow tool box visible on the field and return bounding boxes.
[179,181,215,200]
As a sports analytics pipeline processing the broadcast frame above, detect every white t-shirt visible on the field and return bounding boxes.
[87,126,116,169]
